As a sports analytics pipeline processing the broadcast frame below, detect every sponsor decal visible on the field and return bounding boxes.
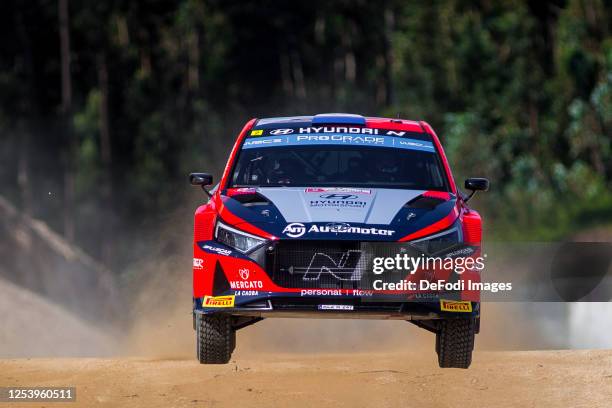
[255,127,412,136]
[243,131,434,152]
[193,258,204,270]
[203,295,235,308]
[229,280,263,289]
[303,250,363,281]
[282,222,394,238]
[445,247,476,257]
[305,187,371,194]
[297,127,401,135]
[412,292,438,300]
[236,290,259,296]
[228,187,258,196]
[398,140,433,150]
[283,222,307,238]
[309,201,366,208]
[243,138,283,147]
[352,289,373,296]
[318,304,354,311]
[313,223,395,236]
[270,128,294,135]
[296,135,384,145]
[238,268,250,280]
[440,300,472,312]
[309,193,366,208]
[301,289,343,296]
[230,267,263,289]
[320,193,358,200]
[309,200,366,208]
[202,244,232,256]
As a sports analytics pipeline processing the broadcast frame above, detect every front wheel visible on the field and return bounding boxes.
[196,314,236,364]
[436,318,476,369]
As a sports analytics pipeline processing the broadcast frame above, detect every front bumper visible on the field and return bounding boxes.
[194,292,480,320]
[194,239,481,320]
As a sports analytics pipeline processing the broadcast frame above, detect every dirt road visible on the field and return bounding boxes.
[2,276,609,407]
[2,349,612,408]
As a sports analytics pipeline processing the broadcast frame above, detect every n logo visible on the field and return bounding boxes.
[303,250,363,281]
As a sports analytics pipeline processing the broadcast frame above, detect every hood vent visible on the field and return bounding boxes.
[231,192,270,207]
[405,192,450,210]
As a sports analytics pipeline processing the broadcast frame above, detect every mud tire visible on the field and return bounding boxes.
[196,314,235,364]
[436,318,476,369]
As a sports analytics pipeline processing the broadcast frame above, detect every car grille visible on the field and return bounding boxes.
[266,240,417,290]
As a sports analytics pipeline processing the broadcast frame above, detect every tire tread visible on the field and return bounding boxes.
[197,314,235,364]
[436,318,476,369]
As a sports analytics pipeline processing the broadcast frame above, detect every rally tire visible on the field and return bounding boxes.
[436,318,476,369]
[196,314,235,364]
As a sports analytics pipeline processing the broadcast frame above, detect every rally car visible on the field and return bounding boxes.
[190,113,489,368]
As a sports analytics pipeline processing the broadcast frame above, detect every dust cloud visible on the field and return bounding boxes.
[0,277,116,357]
[120,248,560,359]
[1,202,597,358]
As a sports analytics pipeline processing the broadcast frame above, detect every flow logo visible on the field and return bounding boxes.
[283,222,307,238]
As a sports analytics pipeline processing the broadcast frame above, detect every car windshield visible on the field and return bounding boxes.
[230,145,449,191]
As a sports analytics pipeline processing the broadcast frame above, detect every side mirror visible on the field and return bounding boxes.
[189,173,213,197]
[465,178,489,192]
[189,173,213,186]
[464,177,489,202]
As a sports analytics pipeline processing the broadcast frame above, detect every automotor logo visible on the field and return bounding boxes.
[313,223,395,236]
[324,222,351,232]
[283,222,394,237]
[283,222,307,238]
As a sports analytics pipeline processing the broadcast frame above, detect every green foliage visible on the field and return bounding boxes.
[391,0,612,240]
[1,0,610,267]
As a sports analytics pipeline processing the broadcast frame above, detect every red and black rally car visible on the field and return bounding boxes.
[191,113,489,368]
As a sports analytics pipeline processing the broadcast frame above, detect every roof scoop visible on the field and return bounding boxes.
[312,113,366,126]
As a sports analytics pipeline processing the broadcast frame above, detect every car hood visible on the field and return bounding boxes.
[220,187,457,241]
[258,187,423,224]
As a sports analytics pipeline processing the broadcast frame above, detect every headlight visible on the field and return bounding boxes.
[215,221,267,253]
[409,226,462,255]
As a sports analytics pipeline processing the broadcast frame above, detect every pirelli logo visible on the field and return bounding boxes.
[203,295,235,308]
[440,300,472,312]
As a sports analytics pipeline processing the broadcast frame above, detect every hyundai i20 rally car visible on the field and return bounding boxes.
[191,113,489,368]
